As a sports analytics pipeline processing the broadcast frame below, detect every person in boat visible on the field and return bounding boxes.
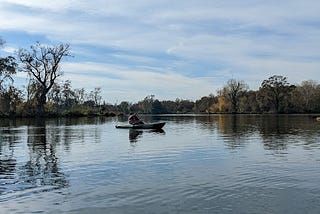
[128,113,144,125]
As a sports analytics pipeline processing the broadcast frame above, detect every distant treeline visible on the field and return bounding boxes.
[112,75,320,114]
[1,39,320,117]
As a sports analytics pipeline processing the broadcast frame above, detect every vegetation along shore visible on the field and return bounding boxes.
[1,38,320,118]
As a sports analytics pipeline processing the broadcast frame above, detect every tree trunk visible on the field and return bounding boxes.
[38,92,47,116]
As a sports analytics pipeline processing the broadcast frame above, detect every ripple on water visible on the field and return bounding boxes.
[1,116,320,213]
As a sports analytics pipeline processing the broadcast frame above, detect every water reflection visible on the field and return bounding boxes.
[0,119,71,201]
[0,116,112,128]
[215,114,320,151]
[0,126,22,196]
[129,129,165,143]
[257,115,320,151]
[156,114,320,152]
[22,120,68,190]
[216,115,257,149]
[129,130,143,143]
[0,157,17,192]
[0,115,319,213]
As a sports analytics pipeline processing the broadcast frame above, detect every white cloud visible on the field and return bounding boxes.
[0,45,18,55]
[61,62,215,102]
[1,0,320,102]
[0,0,75,12]
[3,46,18,54]
[111,54,157,64]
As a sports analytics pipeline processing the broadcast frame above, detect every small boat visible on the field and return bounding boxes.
[115,122,165,129]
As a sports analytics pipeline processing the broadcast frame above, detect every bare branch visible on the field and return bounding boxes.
[18,42,71,114]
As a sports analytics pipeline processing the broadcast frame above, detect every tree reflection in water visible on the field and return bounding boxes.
[0,119,69,199]
[0,157,17,195]
[214,114,320,151]
[0,126,21,196]
[20,120,69,189]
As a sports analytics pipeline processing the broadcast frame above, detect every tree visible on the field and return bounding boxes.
[176,99,194,113]
[47,82,62,108]
[117,101,131,114]
[0,56,17,90]
[0,38,17,91]
[143,95,155,113]
[0,86,24,115]
[194,94,217,113]
[292,80,320,113]
[62,80,76,109]
[0,38,19,115]
[18,42,71,115]
[259,75,294,113]
[161,100,178,113]
[215,96,229,113]
[219,79,248,113]
[134,95,155,113]
[151,99,165,114]
[238,90,259,113]
[74,88,86,104]
[89,87,102,106]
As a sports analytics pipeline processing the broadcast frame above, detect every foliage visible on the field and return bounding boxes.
[2,37,320,117]
[194,94,217,113]
[258,75,295,113]
[218,79,248,113]
[0,56,17,90]
[2,73,320,117]
[0,38,20,116]
[18,42,71,115]
[291,80,320,113]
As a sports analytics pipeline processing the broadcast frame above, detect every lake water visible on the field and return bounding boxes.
[1,115,320,213]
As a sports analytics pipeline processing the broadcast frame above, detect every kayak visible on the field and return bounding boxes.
[115,122,165,129]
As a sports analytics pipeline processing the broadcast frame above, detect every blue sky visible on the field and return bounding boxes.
[0,0,320,103]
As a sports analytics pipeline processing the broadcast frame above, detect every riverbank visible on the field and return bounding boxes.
[0,111,123,119]
[1,111,320,119]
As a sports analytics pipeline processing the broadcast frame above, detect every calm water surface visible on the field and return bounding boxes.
[0,115,320,213]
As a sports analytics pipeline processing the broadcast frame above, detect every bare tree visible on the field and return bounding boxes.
[90,87,102,106]
[18,42,71,115]
[220,79,248,113]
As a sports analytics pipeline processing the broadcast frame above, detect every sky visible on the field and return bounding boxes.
[0,0,319,103]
